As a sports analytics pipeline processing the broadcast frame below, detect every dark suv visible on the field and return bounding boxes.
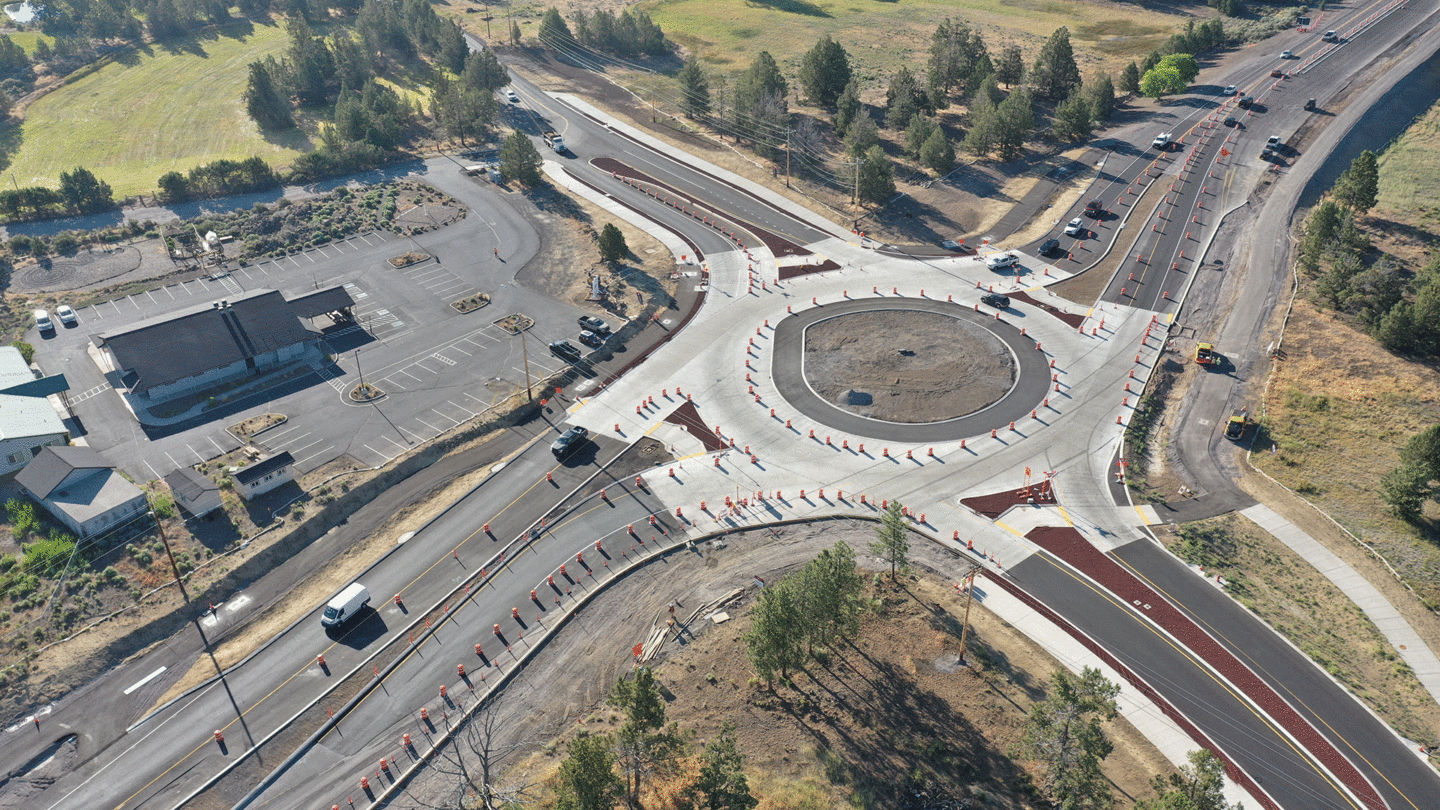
[551,426,589,457]
[1038,238,1061,256]
[1083,199,1104,218]
[1238,95,1255,109]
[550,340,583,361]
[981,292,1009,309]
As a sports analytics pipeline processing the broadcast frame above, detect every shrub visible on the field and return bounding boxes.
[22,535,75,576]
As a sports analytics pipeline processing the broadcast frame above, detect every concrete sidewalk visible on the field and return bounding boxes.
[1240,503,1440,707]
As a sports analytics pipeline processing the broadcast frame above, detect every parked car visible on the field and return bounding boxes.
[1222,85,1237,96]
[550,340,583,361]
[1063,217,1087,238]
[56,305,77,326]
[33,309,52,332]
[577,315,611,335]
[1322,30,1339,42]
[1038,238,1061,256]
[1264,135,1282,152]
[981,293,1009,309]
[985,253,1019,270]
[578,329,605,348]
[551,426,589,457]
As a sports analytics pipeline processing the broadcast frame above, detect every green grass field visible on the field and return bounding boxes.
[637,0,1179,79]
[5,30,55,54]
[4,22,316,199]
[1376,95,1440,223]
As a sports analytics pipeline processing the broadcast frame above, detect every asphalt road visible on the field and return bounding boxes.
[10,6,1440,810]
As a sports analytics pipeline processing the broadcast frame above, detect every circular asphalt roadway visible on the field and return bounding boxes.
[770,298,1052,442]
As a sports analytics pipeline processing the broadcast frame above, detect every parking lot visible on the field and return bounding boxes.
[29,173,608,482]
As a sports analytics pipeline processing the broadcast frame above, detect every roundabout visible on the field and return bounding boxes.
[770,298,1053,442]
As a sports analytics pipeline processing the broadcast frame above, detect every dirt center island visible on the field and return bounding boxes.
[802,310,1017,423]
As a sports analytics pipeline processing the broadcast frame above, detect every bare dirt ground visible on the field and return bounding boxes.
[389,520,1174,810]
[803,311,1015,423]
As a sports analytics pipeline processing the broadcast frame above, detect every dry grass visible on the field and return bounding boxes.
[1251,292,1440,609]
[1156,514,1440,745]
[1376,94,1440,227]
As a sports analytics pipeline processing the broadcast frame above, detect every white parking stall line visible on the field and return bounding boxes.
[145,290,158,303]
[163,286,175,299]
[414,418,441,433]
[361,443,394,464]
[380,434,409,451]
[207,435,228,455]
[380,376,406,391]
[128,295,141,309]
[432,281,474,297]
[288,256,301,267]
[186,444,207,463]
[400,369,425,381]
[463,391,486,404]
[407,267,446,282]
[237,267,254,280]
[109,300,124,315]
[358,234,375,246]
[293,445,335,468]
[304,252,316,263]
[448,400,476,418]
[430,409,460,426]
[445,343,473,357]
[423,277,467,292]
[196,278,212,292]
[164,451,184,470]
[284,438,326,459]
[264,425,308,442]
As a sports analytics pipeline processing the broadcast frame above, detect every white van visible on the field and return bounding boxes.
[34,309,53,332]
[321,582,370,627]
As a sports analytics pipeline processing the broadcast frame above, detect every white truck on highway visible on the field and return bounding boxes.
[543,130,566,153]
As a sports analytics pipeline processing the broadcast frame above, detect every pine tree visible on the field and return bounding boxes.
[555,733,622,810]
[499,129,544,187]
[244,60,294,129]
[1333,150,1380,215]
[1052,90,1092,141]
[58,167,113,214]
[1023,667,1120,810]
[843,111,878,157]
[870,500,910,578]
[1084,74,1116,122]
[798,35,852,109]
[993,87,1034,161]
[745,578,806,682]
[598,223,628,262]
[885,65,928,130]
[996,45,1024,88]
[905,115,938,159]
[1030,26,1081,101]
[833,79,861,137]
[609,668,687,807]
[510,19,521,46]
[732,52,788,157]
[677,54,711,119]
[538,7,573,50]
[679,723,757,810]
[1120,61,1141,94]
[920,128,955,174]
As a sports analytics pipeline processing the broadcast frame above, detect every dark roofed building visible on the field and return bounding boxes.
[164,466,222,516]
[288,286,356,319]
[17,446,148,538]
[93,286,353,401]
[232,451,295,500]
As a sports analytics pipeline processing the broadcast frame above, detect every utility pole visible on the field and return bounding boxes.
[354,349,365,395]
[154,512,189,603]
[957,563,982,665]
[484,1,491,39]
[784,128,792,189]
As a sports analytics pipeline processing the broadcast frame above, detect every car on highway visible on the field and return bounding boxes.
[1270,68,1285,78]
[985,252,1019,270]
[505,88,520,103]
[1222,85,1237,95]
[1038,238,1061,256]
[321,582,370,628]
[550,340,583,362]
[1305,98,1317,111]
[1151,132,1172,149]
[1083,199,1104,218]
[1238,95,1255,109]
[1280,49,1294,59]
[1322,29,1339,42]
[1063,217,1087,237]
[578,329,605,348]
[1264,135,1283,152]
[56,305,77,326]
[578,315,611,335]
[981,292,1009,309]
[551,426,589,457]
